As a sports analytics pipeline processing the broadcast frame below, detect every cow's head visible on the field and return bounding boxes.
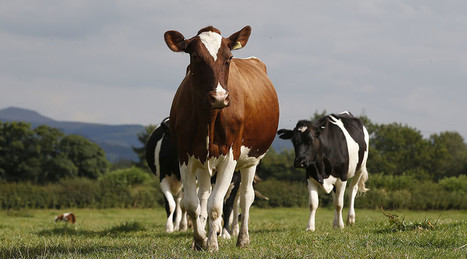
[164,26,251,109]
[278,120,321,168]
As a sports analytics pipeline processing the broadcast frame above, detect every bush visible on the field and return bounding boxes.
[0,169,163,209]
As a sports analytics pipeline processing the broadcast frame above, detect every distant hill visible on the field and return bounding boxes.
[0,107,292,162]
[0,107,144,162]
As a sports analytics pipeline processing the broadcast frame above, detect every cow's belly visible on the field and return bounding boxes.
[185,145,264,177]
[235,145,265,170]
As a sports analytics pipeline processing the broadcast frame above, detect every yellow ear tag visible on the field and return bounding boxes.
[232,41,242,50]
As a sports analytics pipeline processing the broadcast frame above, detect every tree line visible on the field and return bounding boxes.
[1,114,466,210]
[0,121,108,184]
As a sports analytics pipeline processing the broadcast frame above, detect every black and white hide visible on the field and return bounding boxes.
[146,117,187,232]
[278,111,369,231]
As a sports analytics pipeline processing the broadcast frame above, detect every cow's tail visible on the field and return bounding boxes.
[357,167,369,196]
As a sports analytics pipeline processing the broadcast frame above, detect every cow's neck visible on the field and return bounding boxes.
[206,109,229,158]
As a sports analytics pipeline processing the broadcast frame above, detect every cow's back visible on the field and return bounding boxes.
[229,58,279,159]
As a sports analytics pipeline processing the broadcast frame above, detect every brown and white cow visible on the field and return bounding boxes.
[164,26,279,251]
[54,212,76,224]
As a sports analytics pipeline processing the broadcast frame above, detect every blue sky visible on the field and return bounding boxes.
[1,1,466,139]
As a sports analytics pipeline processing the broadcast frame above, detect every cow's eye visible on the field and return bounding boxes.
[225,56,233,66]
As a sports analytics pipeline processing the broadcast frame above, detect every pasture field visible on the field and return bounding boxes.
[0,208,465,258]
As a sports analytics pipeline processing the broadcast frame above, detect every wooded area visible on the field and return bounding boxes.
[1,114,466,210]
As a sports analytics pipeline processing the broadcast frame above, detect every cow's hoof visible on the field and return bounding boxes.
[220,229,231,239]
[192,238,207,251]
[236,237,249,248]
[207,240,219,253]
[305,227,315,232]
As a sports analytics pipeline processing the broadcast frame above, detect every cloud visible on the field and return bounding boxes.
[1,0,466,140]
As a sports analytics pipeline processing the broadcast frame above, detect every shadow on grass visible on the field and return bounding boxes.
[0,243,156,258]
[37,221,148,238]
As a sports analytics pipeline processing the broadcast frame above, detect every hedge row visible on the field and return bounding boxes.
[254,174,467,210]
[0,167,165,210]
[1,170,465,210]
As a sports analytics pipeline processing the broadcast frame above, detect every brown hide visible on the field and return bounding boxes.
[170,57,279,166]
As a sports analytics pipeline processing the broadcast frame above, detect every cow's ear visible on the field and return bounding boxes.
[159,117,170,132]
[228,26,251,50]
[277,129,293,140]
[313,126,324,137]
[161,122,169,130]
[164,30,187,52]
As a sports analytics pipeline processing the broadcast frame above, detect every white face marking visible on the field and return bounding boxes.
[199,31,222,61]
[340,111,350,115]
[298,126,308,132]
[215,83,227,95]
[329,115,360,178]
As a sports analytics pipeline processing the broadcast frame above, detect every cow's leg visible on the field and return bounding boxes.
[236,166,256,248]
[307,178,319,231]
[179,192,188,231]
[221,191,233,239]
[181,163,206,250]
[196,169,211,236]
[206,160,236,252]
[231,192,240,236]
[160,178,176,233]
[333,180,347,229]
[173,193,183,231]
[347,168,366,225]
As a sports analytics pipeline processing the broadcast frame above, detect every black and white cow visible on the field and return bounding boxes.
[220,173,268,239]
[278,112,369,231]
[146,117,188,233]
[147,117,264,236]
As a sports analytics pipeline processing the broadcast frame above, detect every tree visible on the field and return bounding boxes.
[0,121,41,182]
[367,123,432,179]
[132,125,156,169]
[33,125,78,183]
[428,131,467,180]
[59,134,109,179]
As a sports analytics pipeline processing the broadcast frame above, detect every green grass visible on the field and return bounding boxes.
[0,208,465,258]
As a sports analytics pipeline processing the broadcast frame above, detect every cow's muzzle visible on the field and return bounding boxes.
[209,91,230,109]
[294,158,307,168]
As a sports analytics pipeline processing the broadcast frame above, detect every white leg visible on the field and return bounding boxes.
[206,160,237,252]
[307,178,319,232]
[347,169,364,225]
[231,192,240,236]
[236,166,256,248]
[181,162,206,250]
[160,178,176,233]
[179,192,188,231]
[196,169,211,236]
[333,180,346,229]
[173,194,183,231]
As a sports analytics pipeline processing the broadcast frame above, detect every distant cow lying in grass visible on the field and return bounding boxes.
[54,212,76,224]
[278,112,369,231]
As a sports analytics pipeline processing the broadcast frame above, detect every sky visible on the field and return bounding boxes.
[1,1,466,140]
